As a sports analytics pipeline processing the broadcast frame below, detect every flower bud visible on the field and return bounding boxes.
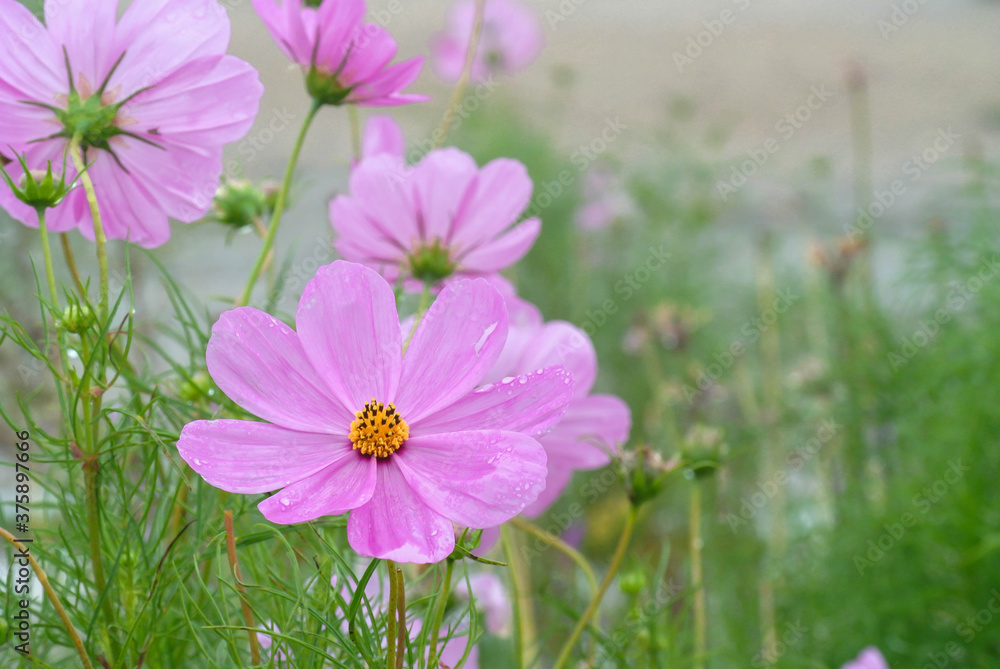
[60,303,95,334]
[0,152,78,211]
[624,446,680,507]
[211,179,271,230]
[679,424,727,479]
[179,372,215,403]
[619,569,647,596]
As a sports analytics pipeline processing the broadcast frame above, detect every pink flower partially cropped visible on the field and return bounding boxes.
[361,115,405,162]
[432,0,545,84]
[252,0,427,107]
[178,261,573,563]
[842,647,890,669]
[0,0,263,247]
[331,149,541,284]
[487,309,631,517]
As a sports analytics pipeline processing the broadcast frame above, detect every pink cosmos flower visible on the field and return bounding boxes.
[432,0,545,84]
[331,149,541,284]
[454,572,512,636]
[178,260,573,563]
[251,0,427,107]
[842,647,890,669]
[575,164,635,231]
[0,0,263,247]
[488,307,631,517]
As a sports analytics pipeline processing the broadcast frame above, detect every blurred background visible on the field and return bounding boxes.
[4,0,1000,666]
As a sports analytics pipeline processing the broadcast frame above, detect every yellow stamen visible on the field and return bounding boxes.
[349,398,409,458]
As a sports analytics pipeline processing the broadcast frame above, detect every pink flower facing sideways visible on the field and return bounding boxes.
[178,261,574,563]
[252,0,427,106]
[0,0,263,247]
[489,302,632,517]
[432,0,545,84]
[332,141,541,284]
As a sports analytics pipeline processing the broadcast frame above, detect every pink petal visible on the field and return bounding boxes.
[337,24,398,85]
[177,419,346,493]
[451,158,533,250]
[75,153,173,247]
[0,0,66,103]
[521,465,574,518]
[395,278,507,423]
[258,450,377,524]
[347,155,418,248]
[124,55,263,153]
[458,217,540,274]
[330,195,406,266]
[411,148,478,242]
[411,366,573,438]
[395,430,547,528]
[348,57,429,107]
[347,460,456,563]
[516,321,597,398]
[295,261,403,412]
[114,139,221,223]
[541,394,631,468]
[842,647,889,669]
[112,0,231,95]
[361,115,405,160]
[45,0,121,89]
[206,307,354,434]
[314,0,366,68]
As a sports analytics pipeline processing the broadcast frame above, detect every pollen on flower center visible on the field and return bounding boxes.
[349,398,409,458]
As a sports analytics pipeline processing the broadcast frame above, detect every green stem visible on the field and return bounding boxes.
[403,284,432,354]
[426,558,454,668]
[84,454,117,663]
[60,233,86,297]
[552,506,638,669]
[501,526,528,669]
[510,517,598,596]
[432,0,486,148]
[237,101,322,306]
[69,137,108,325]
[349,105,362,162]
[37,208,59,308]
[387,560,399,669]
[393,563,406,669]
[690,483,707,669]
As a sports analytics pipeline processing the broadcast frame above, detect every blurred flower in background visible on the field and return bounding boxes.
[251,0,427,106]
[841,646,889,669]
[575,164,636,231]
[0,0,263,247]
[431,0,545,83]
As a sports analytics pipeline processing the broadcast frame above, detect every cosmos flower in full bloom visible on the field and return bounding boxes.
[431,0,545,84]
[331,148,541,285]
[251,0,428,107]
[0,0,263,247]
[842,647,889,669]
[178,261,574,563]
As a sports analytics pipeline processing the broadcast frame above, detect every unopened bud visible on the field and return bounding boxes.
[680,424,727,479]
[211,179,271,230]
[60,304,95,334]
[619,569,647,596]
[179,372,215,403]
[624,446,680,506]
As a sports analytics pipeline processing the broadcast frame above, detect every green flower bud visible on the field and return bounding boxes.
[211,179,271,230]
[60,303,95,334]
[625,446,680,507]
[306,66,353,107]
[619,569,647,596]
[0,151,79,211]
[179,372,215,403]
[680,424,728,479]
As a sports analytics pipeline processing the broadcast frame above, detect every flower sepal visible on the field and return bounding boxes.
[306,66,354,107]
[0,150,81,212]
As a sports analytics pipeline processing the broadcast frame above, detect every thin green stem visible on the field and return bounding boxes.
[60,232,86,296]
[426,558,454,668]
[37,208,59,308]
[237,101,322,306]
[432,0,486,148]
[394,563,406,669]
[552,506,638,669]
[84,454,117,664]
[403,284,432,354]
[510,517,598,596]
[387,560,399,669]
[69,136,108,324]
[0,528,94,669]
[349,105,362,162]
[501,525,527,669]
[690,483,707,669]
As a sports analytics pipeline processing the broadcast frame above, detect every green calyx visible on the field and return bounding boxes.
[408,239,457,283]
[211,179,273,229]
[53,89,124,153]
[0,149,79,211]
[305,66,354,107]
[302,0,324,7]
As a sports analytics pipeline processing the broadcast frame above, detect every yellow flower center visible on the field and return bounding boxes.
[349,398,409,458]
